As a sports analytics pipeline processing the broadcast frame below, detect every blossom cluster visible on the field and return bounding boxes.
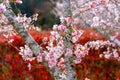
[52,0,120,32]
[74,44,89,64]
[0,4,15,36]
[72,29,84,43]
[15,13,38,29]
[19,45,44,63]
[85,40,120,61]
[85,40,115,50]
[18,35,120,71]
[19,45,35,61]
[45,38,64,68]
[100,48,119,59]
[0,14,15,38]
[0,14,8,24]
[43,15,120,70]
[44,17,84,68]
[99,47,120,61]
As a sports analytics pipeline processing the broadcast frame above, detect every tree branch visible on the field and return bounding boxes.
[62,0,77,80]
[4,8,42,56]
[3,5,56,80]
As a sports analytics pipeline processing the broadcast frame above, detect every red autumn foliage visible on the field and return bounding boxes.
[0,28,120,80]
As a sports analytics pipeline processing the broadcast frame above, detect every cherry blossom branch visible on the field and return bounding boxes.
[3,3,56,79]
[48,0,77,80]
[94,27,120,46]
[3,6,42,56]
[71,0,120,47]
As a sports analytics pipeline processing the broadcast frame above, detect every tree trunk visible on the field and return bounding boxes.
[62,0,77,80]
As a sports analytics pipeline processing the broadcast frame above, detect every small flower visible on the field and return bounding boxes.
[19,45,35,61]
[90,2,97,8]
[72,30,84,43]
[92,16,100,27]
[15,14,25,23]
[53,24,58,30]
[37,53,43,62]
[14,0,22,4]
[57,58,65,69]
[104,53,111,59]
[57,25,67,31]
[50,31,60,39]
[25,18,31,24]
[27,63,31,70]
[32,13,38,21]
[48,59,57,68]
[74,58,82,64]
[65,48,72,56]
[99,54,103,58]
[8,39,14,43]
[85,77,90,80]
[0,3,6,13]
[60,16,65,23]
[65,17,74,25]
[74,44,88,64]
[113,49,119,58]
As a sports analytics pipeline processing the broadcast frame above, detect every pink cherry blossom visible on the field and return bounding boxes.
[0,3,6,13]
[85,77,91,80]
[65,48,73,56]
[19,45,35,61]
[74,58,82,64]
[32,13,38,21]
[53,24,58,30]
[65,17,73,23]
[57,25,67,32]
[72,30,84,43]
[48,59,57,68]
[57,58,65,69]
[74,44,89,64]
[27,63,31,70]
[37,53,44,62]
[14,0,22,4]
